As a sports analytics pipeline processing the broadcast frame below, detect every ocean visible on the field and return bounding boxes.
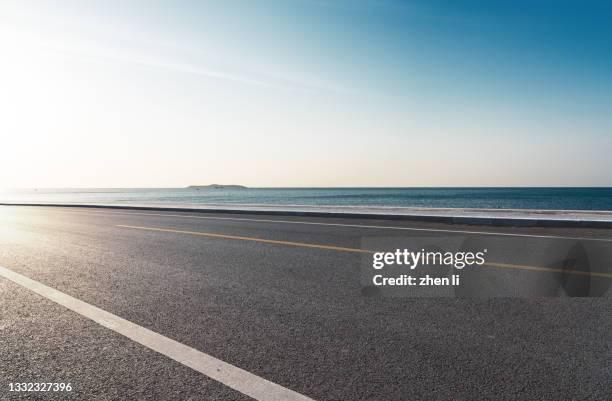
[1,188,611,211]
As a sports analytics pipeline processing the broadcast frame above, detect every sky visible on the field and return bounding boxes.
[0,0,611,188]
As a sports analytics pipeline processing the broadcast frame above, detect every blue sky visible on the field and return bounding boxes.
[0,0,610,187]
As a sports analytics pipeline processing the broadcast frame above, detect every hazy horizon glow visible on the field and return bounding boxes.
[1,0,611,188]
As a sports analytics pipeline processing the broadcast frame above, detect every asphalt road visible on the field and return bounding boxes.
[0,205,611,400]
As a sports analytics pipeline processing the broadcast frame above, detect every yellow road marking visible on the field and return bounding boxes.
[116,224,612,279]
[116,224,374,254]
[484,262,612,279]
[17,204,612,243]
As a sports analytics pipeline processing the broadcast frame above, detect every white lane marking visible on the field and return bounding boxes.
[18,206,612,243]
[0,265,314,401]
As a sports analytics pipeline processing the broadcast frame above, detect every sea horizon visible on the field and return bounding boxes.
[2,187,612,211]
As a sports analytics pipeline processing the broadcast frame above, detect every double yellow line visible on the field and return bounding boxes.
[116,225,612,279]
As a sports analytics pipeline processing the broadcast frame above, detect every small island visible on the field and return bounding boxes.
[187,184,247,189]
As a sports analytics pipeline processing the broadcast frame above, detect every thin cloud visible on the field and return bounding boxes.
[32,35,352,95]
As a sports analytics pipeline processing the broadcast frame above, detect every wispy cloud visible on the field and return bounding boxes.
[26,32,352,95]
[1,18,350,95]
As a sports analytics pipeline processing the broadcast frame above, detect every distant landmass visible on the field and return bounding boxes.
[187,184,247,189]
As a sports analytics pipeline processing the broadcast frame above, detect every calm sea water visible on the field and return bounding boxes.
[1,188,612,211]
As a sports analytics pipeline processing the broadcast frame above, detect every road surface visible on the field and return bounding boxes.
[0,205,610,400]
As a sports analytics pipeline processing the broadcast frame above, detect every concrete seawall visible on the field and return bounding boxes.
[2,203,612,229]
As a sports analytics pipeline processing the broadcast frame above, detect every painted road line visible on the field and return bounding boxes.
[484,262,612,279]
[0,265,315,401]
[117,224,612,279]
[17,206,612,243]
[116,224,373,254]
